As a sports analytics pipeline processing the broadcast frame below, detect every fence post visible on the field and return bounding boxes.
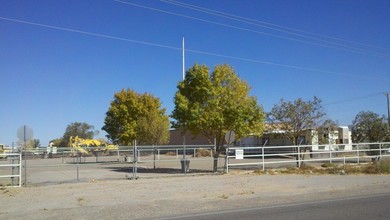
[131,140,138,180]
[23,148,27,186]
[76,149,80,182]
[298,145,301,167]
[153,145,156,169]
[158,149,160,160]
[357,144,360,164]
[262,146,265,171]
[380,143,382,158]
[19,153,22,187]
[329,145,332,164]
[225,147,229,173]
[117,147,120,162]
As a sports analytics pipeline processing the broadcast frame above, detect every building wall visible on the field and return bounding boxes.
[168,129,212,146]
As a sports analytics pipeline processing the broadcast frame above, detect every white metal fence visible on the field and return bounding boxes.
[226,142,390,172]
[1,144,217,187]
[0,153,22,187]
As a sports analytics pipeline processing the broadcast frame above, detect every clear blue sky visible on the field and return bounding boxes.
[1,0,389,146]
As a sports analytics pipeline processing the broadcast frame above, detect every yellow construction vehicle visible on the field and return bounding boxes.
[68,136,118,156]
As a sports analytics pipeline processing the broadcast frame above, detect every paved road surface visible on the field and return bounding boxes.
[161,193,390,220]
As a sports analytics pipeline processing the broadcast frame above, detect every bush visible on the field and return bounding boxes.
[195,149,211,157]
[378,158,390,173]
[321,162,338,168]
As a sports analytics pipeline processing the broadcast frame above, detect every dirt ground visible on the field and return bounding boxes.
[1,172,390,219]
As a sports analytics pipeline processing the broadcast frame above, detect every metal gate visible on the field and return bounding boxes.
[0,153,22,187]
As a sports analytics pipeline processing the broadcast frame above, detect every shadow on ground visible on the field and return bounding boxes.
[106,166,213,174]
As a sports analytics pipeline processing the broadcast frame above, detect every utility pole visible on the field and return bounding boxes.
[182,37,185,80]
[386,92,390,127]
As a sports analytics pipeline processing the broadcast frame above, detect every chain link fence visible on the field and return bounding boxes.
[1,144,220,187]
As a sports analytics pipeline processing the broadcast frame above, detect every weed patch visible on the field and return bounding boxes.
[195,149,211,157]
[253,161,390,175]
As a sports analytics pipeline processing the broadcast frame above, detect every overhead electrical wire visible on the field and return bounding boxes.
[323,92,384,106]
[0,16,180,51]
[0,16,389,83]
[112,0,390,59]
[161,0,390,53]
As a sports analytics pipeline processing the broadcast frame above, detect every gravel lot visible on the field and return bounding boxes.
[1,172,390,219]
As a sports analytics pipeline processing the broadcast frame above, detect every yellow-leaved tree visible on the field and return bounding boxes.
[102,89,169,146]
[172,64,265,172]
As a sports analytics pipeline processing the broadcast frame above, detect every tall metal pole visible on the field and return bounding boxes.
[385,92,390,127]
[24,125,27,186]
[182,37,187,174]
[182,37,185,80]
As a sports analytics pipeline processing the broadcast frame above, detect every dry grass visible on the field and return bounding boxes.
[195,149,212,157]
[77,197,85,206]
[254,158,390,175]
[165,151,176,156]
[219,194,229,199]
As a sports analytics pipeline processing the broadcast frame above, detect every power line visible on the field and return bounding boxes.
[112,0,390,59]
[161,0,390,53]
[0,16,389,83]
[0,17,180,51]
[323,92,384,106]
[186,49,389,81]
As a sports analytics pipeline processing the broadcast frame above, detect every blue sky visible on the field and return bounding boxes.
[1,0,389,146]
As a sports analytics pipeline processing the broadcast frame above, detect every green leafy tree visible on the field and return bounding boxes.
[172,64,265,172]
[268,97,326,145]
[61,122,96,147]
[268,97,326,166]
[317,119,339,145]
[102,89,170,145]
[49,138,64,147]
[137,112,170,145]
[351,111,389,143]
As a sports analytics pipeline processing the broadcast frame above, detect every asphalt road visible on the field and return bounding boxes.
[161,193,390,220]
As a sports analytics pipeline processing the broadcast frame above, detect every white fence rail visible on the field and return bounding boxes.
[0,153,22,187]
[226,142,390,172]
[7,144,217,186]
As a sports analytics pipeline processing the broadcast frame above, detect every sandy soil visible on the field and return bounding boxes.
[1,172,390,219]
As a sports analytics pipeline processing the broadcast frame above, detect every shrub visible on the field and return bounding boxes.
[321,162,337,168]
[195,149,211,157]
[377,158,390,174]
[165,151,176,156]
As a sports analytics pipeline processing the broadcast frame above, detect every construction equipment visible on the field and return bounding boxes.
[68,136,118,156]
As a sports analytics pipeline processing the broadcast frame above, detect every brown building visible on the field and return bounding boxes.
[169,129,212,146]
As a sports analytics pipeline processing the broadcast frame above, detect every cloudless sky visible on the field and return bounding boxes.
[1,0,389,146]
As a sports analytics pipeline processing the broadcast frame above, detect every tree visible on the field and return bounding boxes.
[27,139,41,148]
[102,89,170,146]
[136,112,170,145]
[351,111,389,143]
[61,122,96,147]
[317,119,339,145]
[268,97,326,166]
[172,64,265,172]
[49,138,64,147]
[268,97,325,145]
